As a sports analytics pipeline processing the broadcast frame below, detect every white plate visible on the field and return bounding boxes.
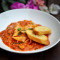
[0,9,60,54]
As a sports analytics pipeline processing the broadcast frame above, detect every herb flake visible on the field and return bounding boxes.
[28,28,33,30]
[13,47,15,49]
[17,28,21,31]
[18,32,22,36]
[13,42,21,44]
[8,33,10,35]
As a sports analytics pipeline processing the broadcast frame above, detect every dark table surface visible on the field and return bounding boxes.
[0,0,60,60]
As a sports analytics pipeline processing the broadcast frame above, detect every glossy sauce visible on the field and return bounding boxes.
[0,20,48,51]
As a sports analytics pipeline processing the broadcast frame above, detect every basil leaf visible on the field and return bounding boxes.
[13,42,23,44]
[17,28,21,31]
[21,42,23,43]
[13,47,15,49]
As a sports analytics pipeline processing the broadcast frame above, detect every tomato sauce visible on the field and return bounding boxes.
[0,20,47,51]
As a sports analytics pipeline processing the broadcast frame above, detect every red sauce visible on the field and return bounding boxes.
[0,20,48,51]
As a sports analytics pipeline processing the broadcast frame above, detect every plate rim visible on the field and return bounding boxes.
[0,9,60,54]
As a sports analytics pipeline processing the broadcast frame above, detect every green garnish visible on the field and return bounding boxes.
[21,42,24,43]
[18,46,22,50]
[13,42,23,44]
[8,33,10,35]
[28,28,33,30]
[18,32,22,36]
[13,42,21,44]
[18,46,21,49]
[13,47,15,49]
[17,28,21,31]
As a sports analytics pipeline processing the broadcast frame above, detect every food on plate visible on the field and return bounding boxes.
[12,36,26,42]
[26,30,50,45]
[0,20,51,51]
[33,26,51,35]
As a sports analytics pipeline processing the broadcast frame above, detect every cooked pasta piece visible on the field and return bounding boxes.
[12,37,26,42]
